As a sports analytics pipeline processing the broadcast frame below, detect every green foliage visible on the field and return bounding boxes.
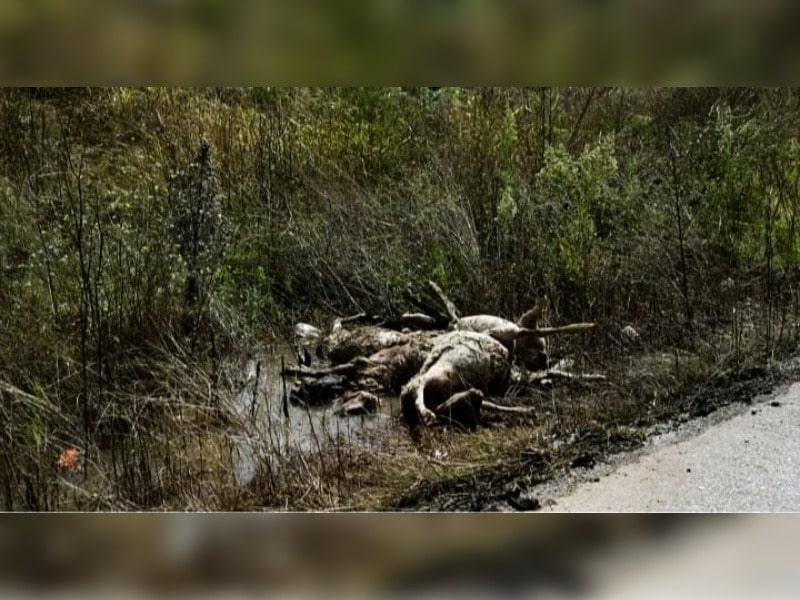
[4,87,800,508]
[532,136,620,310]
[216,253,280,330]
[2,87,799,345]
[421,242,462,290]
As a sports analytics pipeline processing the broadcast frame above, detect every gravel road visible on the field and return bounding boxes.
[544,382,800,512]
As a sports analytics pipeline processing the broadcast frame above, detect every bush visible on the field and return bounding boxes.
[4,87,800,509]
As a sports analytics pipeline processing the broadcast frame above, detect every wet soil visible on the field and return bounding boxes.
[392,361,793,511]
[230,352,401,486]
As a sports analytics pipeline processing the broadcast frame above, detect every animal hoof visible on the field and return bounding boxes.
[420,408,438,426]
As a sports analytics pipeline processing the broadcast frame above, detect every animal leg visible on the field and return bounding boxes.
[416,381,438,425]
[434,388,484,430]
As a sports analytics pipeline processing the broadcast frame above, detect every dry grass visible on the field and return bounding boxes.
[4,88,800,510]
[0,319,788,511]
[3,292,791,512]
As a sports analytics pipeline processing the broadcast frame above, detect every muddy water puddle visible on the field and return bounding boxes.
[229,349,399,485]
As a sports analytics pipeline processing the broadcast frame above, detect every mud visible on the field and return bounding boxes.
[230,352,400,487]
[394,361,790,511]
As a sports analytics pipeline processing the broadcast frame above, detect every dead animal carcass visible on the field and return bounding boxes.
[285,328,441,414]
[514,297,549,370]
[455,314,548,370]
[400,330,510,428]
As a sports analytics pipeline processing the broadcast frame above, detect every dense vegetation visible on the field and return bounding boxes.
[3,88,800,510]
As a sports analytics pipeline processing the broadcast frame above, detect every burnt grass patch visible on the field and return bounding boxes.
[391,362,789,511]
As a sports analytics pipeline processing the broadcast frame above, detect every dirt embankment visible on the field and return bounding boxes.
[393,363,789,511]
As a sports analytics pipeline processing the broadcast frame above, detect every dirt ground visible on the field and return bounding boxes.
[392,359,794,511]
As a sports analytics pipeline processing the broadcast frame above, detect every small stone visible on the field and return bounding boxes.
[571,453,596,469]
[770,401,781,407]
[509,495,541,511]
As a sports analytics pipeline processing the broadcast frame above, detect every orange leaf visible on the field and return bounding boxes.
[58,447,82,473]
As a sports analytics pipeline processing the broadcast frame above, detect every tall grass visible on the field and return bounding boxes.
[3,87,800,510]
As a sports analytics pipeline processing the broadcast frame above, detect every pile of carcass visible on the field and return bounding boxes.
[283,281,601,431]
